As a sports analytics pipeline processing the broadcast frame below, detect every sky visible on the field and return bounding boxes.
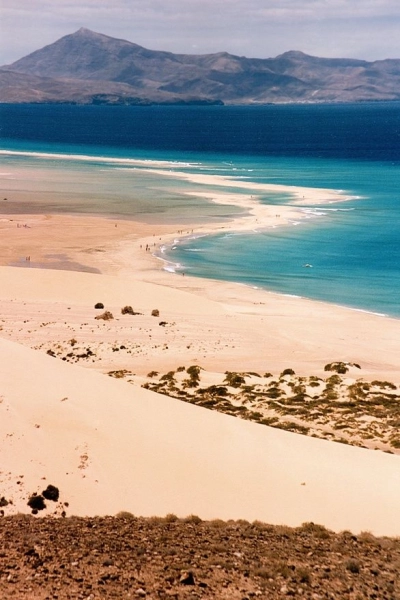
[1,0,400,65]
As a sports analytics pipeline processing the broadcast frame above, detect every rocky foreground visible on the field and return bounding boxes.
[1,514,399,599]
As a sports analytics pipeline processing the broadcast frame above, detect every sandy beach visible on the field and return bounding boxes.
[1,180,400,534]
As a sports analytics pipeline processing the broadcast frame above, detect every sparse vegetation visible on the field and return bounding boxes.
[121,305,142,315]
[281,368,295,377]
[140,363,400,454]
[224,371,246,388]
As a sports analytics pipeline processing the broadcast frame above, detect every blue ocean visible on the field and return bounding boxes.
[1,102,400,316]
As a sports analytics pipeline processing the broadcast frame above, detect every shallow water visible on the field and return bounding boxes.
[1,103,400,316]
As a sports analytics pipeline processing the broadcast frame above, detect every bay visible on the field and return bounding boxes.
[1,103,400,316]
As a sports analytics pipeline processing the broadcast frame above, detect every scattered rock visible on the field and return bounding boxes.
[42,485,60,502]
[0,516,399,599]
[179,570,195,585]
[151,309,160,317]
[27,494,46,512]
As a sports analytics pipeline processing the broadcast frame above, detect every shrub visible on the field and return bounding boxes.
[116,511,136,520]
[121,305,136,315]
[147,371,159,378]
[281,368,295,377]
[203,385,229,397]
[160,371,176,382]
[184,514,202,524]
[371,380,397,390]
[253,567,271,579]
[299,522,331,538]
[95,311,114,321]
[224,371,246,387]
[296,567,312,584]
[324,361,349,374]
[208,518,227,529]
[108,370,129,379]
[183,365,202,388]
[346,559,360,574]
[164,513,179,523]
[187,365,202,377]
[326,374,342,386]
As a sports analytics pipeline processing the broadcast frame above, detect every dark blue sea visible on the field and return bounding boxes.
[1,102,400,316]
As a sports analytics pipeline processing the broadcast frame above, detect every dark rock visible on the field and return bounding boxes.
[42,485,60,502]
[94,303,104,309]
[27,494,46,511]
[179,571,195,585]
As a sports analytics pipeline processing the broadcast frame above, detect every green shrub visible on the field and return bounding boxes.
[224,372,246,387]
[281,368,295,377]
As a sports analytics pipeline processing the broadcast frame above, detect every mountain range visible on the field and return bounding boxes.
[2,28,400,105]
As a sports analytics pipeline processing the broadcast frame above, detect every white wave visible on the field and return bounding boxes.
[348,307,387,317]
[0,149,195,169]
[283,294,303,298]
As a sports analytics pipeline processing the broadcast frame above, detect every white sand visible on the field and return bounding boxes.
[1,334,400,535]
[0,265,399,535]
[0,169,398,534]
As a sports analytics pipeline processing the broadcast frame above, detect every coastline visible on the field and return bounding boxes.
[2,180,400,532]
[1,203,400,381]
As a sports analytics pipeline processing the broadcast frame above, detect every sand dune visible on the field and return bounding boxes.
[1,330,400,535]
[1,226,400,536]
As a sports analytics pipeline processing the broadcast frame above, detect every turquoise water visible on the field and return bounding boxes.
[1,103,400,316]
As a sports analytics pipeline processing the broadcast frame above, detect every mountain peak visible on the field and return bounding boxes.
[71,27,110,39]
[276,50,312,60]
[2,29,400,106]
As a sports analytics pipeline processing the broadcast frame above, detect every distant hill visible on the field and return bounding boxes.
[2,28,400,105]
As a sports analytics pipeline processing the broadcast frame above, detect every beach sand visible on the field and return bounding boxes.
[1,183,400,534]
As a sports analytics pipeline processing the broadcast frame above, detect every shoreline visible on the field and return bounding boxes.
[1,206,400,381]
[2,201,400,532]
